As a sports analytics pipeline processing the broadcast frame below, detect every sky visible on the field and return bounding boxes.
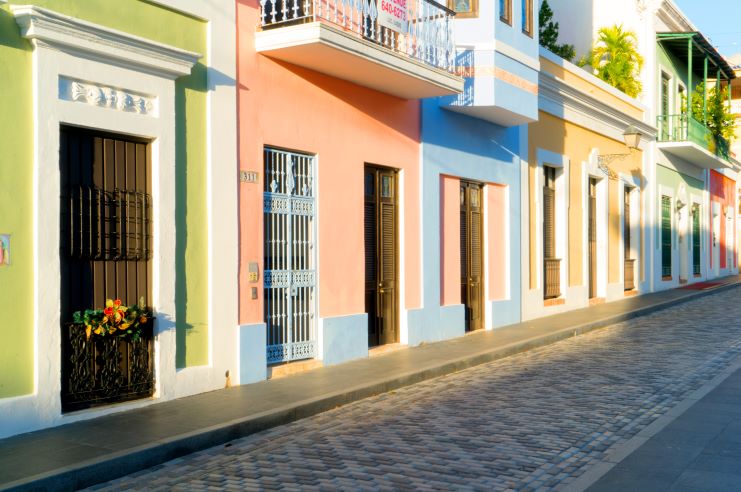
[674,0,741,63]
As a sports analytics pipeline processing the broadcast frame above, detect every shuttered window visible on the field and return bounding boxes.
[543,167,556,259]
[624,187,631,259]
[499,0,511,24]
[692,205,701,275]
[661,196,672,278]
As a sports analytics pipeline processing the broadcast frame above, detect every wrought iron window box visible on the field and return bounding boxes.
[61,320,155,412]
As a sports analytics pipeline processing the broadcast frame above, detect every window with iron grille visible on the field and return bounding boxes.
[661,196,672,278]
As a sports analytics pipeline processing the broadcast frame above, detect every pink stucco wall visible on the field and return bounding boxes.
[237,0,421,324]
[487,184,507,301]
[440,175,460,306]
[710,170,737,270]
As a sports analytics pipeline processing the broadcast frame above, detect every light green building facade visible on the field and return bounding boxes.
[0,0,238,437]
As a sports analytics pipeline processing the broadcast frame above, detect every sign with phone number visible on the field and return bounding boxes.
[377,0,408,33]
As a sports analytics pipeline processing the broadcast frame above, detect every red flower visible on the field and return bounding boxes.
[104,307,114,316]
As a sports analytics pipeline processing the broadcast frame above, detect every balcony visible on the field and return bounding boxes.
[61,322,154,412]
[656,114,731,169]
[255,0,463,99]
[440,47,539,126]
[544,258,561,300]
[624,258,636,291]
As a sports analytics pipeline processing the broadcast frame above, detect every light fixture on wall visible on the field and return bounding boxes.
[597,126,643,180]
[676,198,686,212]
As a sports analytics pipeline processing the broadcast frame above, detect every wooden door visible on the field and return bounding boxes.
[460,181,483,332]
[588,178,597,298]
[59,126,154,411]
[59,127,152,322]
[365,166,398,347]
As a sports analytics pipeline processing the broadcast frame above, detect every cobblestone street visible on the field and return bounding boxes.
[91,288,741,491]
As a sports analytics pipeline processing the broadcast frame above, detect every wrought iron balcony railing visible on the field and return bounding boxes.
[61,322,155,412]
[258,0,456,74]
[544,257,561,300]
[656,114,730,161]
[624,258,635,291]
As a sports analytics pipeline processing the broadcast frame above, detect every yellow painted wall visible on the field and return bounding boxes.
[528,111,643,290]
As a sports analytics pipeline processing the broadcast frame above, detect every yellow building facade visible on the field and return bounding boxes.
[523,49,655,320]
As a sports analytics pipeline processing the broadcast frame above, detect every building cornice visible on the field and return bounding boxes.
[11,5,201,79]
[539,70,657,144]
[656,0,695,33]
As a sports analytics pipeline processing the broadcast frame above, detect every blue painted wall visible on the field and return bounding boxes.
[410,99,522,344]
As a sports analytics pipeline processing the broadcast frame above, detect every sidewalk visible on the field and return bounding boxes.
[583,361,741,491]
[1,277,740,491]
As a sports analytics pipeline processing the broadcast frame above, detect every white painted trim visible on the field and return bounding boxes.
[11,5,201,79]
[456,40,540,71]
[534,149,570,296]
[583,152,609,300]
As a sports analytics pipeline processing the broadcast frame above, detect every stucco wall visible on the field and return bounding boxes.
[236,0,421,329]
[527,111,643,290]
[420,99,522,336]
[0,0,211,399]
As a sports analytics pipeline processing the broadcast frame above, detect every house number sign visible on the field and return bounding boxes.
[240,170,259,184]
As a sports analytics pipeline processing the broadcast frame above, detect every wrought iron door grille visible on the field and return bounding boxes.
[264,148,317,364]
[61,185,152,261]
[61,322,154,412]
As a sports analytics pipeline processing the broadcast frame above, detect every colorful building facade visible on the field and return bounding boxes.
[0,0,237,438]
[414,0,538,340]
[524,48,653,319]
[2,0,740,441]
[236,0,463,380]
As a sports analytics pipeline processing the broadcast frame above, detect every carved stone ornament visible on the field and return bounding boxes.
[59,77,157,116]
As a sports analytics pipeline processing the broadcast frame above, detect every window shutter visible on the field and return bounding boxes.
[661,196,672,277]
[543,186,556,259]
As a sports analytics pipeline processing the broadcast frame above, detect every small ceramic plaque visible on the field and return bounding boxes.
[0,234,9,266]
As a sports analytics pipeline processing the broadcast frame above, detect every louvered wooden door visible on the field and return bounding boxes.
[59,127,152,323]
[365,166,398,347]
[588,178,597,299]
[460,181,483,332]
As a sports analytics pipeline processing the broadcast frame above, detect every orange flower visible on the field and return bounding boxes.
[113,299,122,308]
[85,325,92,339]
[139,316,147,324]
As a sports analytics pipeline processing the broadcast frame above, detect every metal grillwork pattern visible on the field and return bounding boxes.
[61,322,154,412]
[624,259,636,291]
[264,148,317,364]
[62,186,151,261]
[258,0,457,74]
[544,258,561,300]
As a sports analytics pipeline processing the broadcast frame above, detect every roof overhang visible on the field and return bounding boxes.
[657,32,736,81]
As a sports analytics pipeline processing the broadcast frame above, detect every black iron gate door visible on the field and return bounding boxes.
[59,126,154,411]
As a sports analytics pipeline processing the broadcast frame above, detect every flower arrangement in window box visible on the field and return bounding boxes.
[72,298,152,342]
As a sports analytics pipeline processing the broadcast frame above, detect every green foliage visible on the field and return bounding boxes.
[539,0,576,62]
[591,25,643,98]
[689,82,736,144]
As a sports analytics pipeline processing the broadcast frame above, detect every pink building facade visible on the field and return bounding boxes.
[236,0,461,380]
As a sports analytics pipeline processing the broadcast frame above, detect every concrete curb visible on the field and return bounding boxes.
[4,281,741,491]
